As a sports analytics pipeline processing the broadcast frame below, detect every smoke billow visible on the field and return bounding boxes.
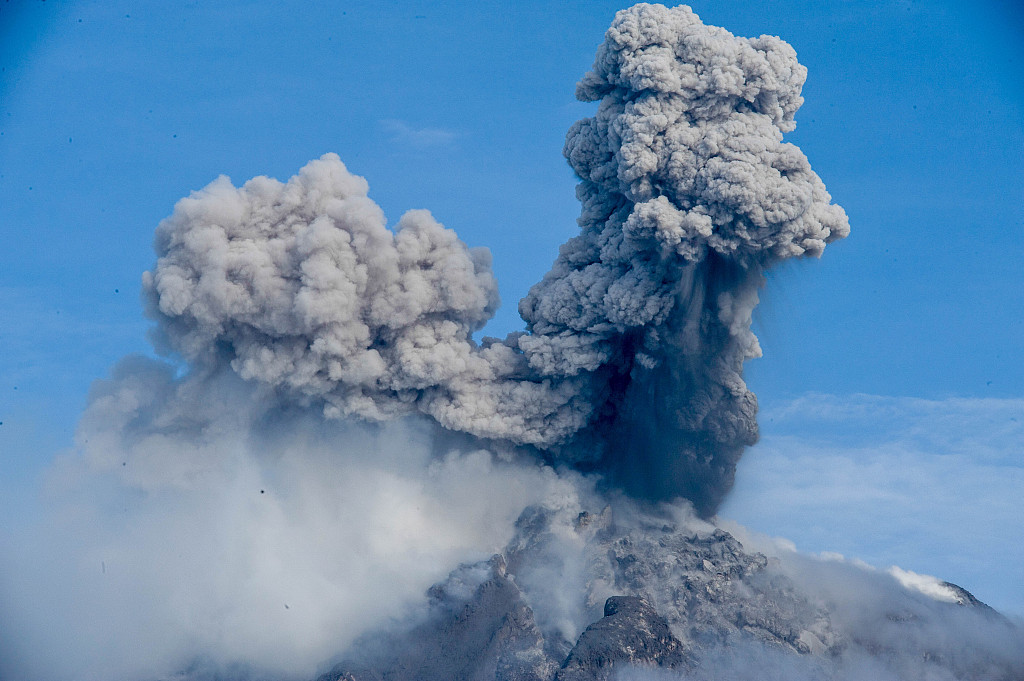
[143,4,848,516]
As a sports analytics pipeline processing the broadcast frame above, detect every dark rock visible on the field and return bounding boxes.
[555,596,688,680]
[941,580,1006,619]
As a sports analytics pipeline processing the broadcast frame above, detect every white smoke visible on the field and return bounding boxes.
[0,356,592,681]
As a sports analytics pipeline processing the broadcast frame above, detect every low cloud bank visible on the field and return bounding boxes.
[722,393,1024,616]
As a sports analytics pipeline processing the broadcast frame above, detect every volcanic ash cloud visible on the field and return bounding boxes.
[143,3,848,516]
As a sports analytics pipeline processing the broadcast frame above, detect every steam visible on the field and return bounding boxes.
[144,4,847,515]
[1,357,591,681]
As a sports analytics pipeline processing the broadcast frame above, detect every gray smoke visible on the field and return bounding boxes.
[523,3,848,510]
[144,4,847,516]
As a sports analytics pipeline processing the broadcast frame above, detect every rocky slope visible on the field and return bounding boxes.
[317,503,1023,681]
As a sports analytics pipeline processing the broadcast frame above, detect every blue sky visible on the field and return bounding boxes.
[1,0,1022,615]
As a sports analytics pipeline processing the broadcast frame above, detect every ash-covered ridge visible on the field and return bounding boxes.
[320,503,1024,681]
[143,3,848,517]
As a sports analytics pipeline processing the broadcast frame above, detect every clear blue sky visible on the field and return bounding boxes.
[1,1,1022,613]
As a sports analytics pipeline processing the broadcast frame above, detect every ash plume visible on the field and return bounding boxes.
[5,6,1021,681]
[144,3,848,516]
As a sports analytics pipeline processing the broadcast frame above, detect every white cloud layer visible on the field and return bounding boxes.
[721,393,1024,615]
[381,119,460,148]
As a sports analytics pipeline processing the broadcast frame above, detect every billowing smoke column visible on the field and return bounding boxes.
[144,4,847,516]
[532,3,850,510]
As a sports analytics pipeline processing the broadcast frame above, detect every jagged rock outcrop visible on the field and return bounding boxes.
[555,596,687,680]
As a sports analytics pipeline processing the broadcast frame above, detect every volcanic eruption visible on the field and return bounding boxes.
[3,5,1021,681]
[142,2,847,516]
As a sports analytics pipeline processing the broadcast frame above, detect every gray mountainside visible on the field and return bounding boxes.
[318,504,1024,681]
